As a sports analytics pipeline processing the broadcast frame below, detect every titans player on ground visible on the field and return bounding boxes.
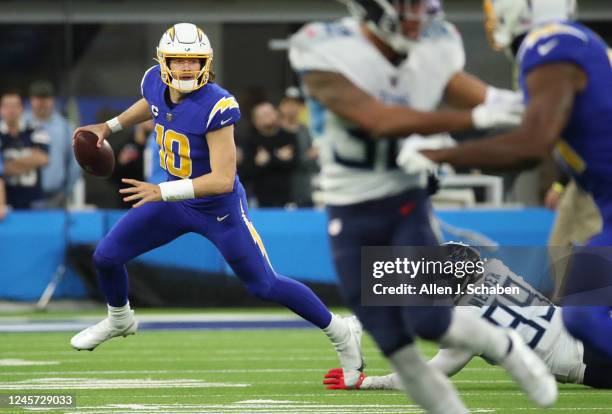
[417,0,612,360]
[324,248,612,390]
[69,23,364,379]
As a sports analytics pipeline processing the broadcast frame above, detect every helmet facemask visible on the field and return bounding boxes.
[344,0,444,54]
[157,52,212,93]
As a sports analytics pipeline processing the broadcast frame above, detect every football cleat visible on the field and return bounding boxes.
[70,311,138,351]
[501,330,558,407]
[332,316,365,388]
[323,367,365,390]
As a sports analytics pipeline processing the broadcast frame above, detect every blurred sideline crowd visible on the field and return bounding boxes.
[0,78,599,264]
[0,83,319,218]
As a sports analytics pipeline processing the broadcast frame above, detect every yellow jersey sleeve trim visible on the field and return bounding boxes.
[524,23,588,50]
[206,96,240,129]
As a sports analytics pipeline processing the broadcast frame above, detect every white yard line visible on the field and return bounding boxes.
[0,359,59,366]
[0,378,250,390]
[22,401,496,414]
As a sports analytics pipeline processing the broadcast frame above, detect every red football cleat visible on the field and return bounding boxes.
[323,367,365,390]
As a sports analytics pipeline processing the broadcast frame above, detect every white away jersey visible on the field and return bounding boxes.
[457,259,584,383]
[289,18,465,205]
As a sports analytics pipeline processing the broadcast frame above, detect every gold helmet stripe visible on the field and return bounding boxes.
[167,26,176,41]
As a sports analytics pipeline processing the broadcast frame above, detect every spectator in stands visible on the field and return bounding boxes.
[243,101,299,207]
[279,87,318,207]
[0,90,50,209]
[24,80,80,208]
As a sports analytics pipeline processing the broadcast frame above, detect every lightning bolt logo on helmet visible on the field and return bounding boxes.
[156,23,214,92]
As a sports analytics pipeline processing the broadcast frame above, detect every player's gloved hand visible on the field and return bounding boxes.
[396,134,455,175]
[323,368,365,390]
[472,87,524,130]
[485,86,524,110]
[396,146,436,175]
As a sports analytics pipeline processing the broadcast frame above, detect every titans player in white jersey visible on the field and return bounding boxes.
[325,246,612,390]
[290,1,556,412]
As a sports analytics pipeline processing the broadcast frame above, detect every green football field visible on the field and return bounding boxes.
[0,309,611,413]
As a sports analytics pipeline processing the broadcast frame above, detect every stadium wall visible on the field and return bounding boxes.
[0,208,554,302]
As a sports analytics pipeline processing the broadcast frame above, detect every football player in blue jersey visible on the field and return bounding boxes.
[69,23,364,379]
[411,0,612,359]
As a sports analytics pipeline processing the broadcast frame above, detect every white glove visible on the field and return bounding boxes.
[396,147,437,175]
[472,86,524,130]
[396,134,455,175]
[485,86,524,109]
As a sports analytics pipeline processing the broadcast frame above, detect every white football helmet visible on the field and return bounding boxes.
[156,23,213,92]
[484,0,577,52]
[340,0,444,54]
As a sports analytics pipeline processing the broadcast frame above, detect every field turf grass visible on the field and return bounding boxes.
[1,308,611,413]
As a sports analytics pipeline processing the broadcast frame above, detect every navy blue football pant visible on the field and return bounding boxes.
[562,215,612,359]
[93,183,332,328]
[327,188,451,356]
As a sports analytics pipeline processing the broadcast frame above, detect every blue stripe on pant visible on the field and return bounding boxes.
[93,183,332,328]
[327,188,451,355]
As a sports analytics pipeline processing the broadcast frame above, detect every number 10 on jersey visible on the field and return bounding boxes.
[155,124,192,178]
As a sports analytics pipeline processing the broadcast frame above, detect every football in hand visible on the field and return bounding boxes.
[73,130,115,178]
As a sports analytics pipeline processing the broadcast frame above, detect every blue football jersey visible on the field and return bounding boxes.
[140,65,241,200]
[518,21,612,217]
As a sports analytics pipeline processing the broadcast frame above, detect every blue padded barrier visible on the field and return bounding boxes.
[0,208,555,300]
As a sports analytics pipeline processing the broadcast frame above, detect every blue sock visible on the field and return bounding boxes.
[93,250,129,307]
[563,306,612,358]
